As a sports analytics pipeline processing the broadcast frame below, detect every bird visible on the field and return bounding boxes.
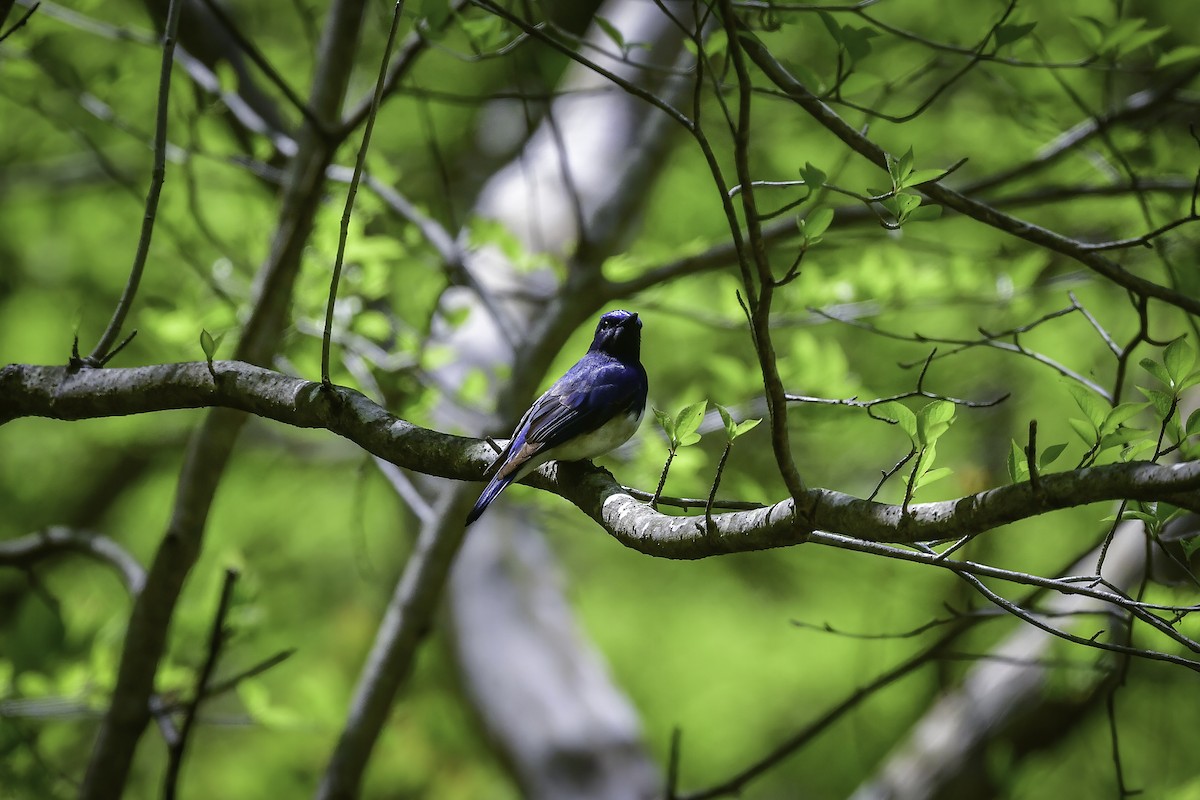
[466,309,648,525]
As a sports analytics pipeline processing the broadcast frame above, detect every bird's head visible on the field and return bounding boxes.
[589,309,642,361]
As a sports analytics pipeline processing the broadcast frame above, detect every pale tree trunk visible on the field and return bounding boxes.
[851,521,1152,800]
[318,2,690,798]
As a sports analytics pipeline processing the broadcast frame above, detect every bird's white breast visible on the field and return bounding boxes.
[548,407,643,463]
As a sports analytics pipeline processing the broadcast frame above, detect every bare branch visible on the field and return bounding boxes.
[0,527,145,595]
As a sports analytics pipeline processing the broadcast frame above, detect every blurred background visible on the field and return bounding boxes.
[3,0,1200,797]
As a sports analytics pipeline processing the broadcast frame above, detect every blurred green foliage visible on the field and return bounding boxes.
[3,0,1200,797]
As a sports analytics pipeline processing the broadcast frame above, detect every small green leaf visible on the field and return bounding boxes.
[1136,385,1175,418]
[995,21,1037,47]
[1159,45,1200,68]
[705,29,729,57]
[818,11,843,45]
[1140,357,1171,387]
[653,407,676,443]
[901,168,945,187]
[1186,408,1200,437]
[799,161,827,189]
[910,443,936,485]
[594,16,626,50]
[674,401,707,446]
[1068,417,1097,445]
[915,466,952,489]
[1179,369,1200,391]
[1181,535,1200,559]
[1121,510,1160,525]
[1007,439,1028,483]
[897,147,915,182]
[1164,337,1195,385]
[200,329,223,362]
[1098,427,1146,451]
[876,401,917,442]
[734,418,762,437]
[1100,402,1149,436]
[916,400,955,446]
[1066,382,1107,428]
[804,206,834,238]
[716,404,735,438]
[1122,439,1157,462]
[1039,443,1067,469]
[905,204,943,223]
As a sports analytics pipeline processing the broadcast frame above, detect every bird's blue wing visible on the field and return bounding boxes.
[466,354,646,526]
[520,355,646,450]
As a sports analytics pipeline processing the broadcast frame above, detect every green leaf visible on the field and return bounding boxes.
[716,404,735,438]
[1098,427,1146,451]
[1140,357,1171,387]
[1007,439,1028,483]
[1100,402,1149,436]
[1072,16,1106,50]
[888,147,915,186]
[916,400,955,446]
[674,401,707,447]
[1122,439,1157,462]
[804,206,834,238]
[594,16,626,52]
[705,29,729,57]
[907,204,943,223]
[902,168,945,187]
[910,443,936,484]
[734,418,762,437]
[1179,368,1200,391]
[915,466,952,489]
[1136,385,1175,418]
[1117,24,1166,55]
[1159,45,1200,68]
[1121,510,1160,525]
[1165,337,1195,385]
[994,21,1037,47]
[1039,443,1067,469]
[653,407,675,443]
[876,401,917,442]
[200,329,223,363]
[841,25,878,62]
[1068,417,1097,445]
[818,11,843,45]
[799,161,827,189]
[1065,382,1107,428]
[1181,535,1200,559]
[1186,408,1200,437]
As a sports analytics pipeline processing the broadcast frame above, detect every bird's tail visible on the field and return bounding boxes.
[465,472,517,525]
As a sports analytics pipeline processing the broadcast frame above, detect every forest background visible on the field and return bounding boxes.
[3,0,1200,798]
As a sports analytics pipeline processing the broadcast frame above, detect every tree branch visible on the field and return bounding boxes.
[7,360,1200,553]
[0,527,146,595]
[738,33,1200,317]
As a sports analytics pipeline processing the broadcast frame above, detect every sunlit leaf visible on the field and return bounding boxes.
[1165,337,1195,385]
[1068,417,1097,445]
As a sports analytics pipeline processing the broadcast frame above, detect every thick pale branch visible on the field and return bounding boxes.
[7,360,1200,554]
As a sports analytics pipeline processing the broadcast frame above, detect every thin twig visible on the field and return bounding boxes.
[162,568,239,800]
[82,0,183,365]
[320,0,408,387]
